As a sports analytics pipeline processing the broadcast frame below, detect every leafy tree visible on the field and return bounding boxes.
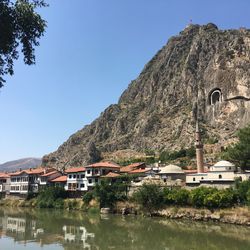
[190,187,215,207]
[82,191,94,205]
[94,179,128,208]
[186,146,196,158]
[172,189,190,206]
[223,125,250,170]
[37,186,67,208]
[234,179,250,204]
[0,0,47,87]
[133,184,164,216]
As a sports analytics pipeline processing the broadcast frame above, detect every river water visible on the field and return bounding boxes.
[0,207,250,250]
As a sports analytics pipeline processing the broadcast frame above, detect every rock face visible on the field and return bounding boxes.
[43,23,250,169]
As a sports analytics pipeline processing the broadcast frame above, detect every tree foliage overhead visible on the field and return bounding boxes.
[0,0,47,87]
[223,124,250,170]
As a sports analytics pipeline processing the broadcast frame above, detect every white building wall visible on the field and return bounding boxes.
[186,173,207,184]
[206,171,235,181]
[10,174,29,194]
[65,171,88,191]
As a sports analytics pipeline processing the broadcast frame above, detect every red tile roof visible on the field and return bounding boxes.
[120,166,134,173]
[9,170,26,176]
[127,162,145,168]
[88,161,120,169]
[41,170,60,177]
[9,167,55,176]
[65,167,86,173]
[50,175,67,183]
[101,172,121,178]
[128,169,150,174]
[25,167,46,175]
[0,173,10,178]
[120,162,145,173]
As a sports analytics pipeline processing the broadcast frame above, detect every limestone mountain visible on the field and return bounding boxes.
[43,23,250,169]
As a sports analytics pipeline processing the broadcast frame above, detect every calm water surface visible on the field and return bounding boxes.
[0,207,250,250]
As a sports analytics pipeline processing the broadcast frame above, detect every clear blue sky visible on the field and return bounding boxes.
[0,0,249,163]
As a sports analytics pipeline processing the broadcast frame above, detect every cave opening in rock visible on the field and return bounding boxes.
[208,88,222,105]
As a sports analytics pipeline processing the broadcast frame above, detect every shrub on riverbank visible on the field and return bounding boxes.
[37,186,67,208]
[133,181,250,214]
[83,177,131,209]
[132,184,164,215]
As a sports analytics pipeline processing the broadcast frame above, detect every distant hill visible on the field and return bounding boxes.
[0,158,42,173]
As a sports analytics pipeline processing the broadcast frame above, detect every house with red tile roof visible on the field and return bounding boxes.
[9,167,57,195]
[120,162,146,173]
[50,175,67,188]
[38,170,62,187]
[85,162,120,189]
[65,167,87,191]
[126,167,157,182]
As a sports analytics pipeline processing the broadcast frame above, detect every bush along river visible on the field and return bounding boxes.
[0,207,250,250]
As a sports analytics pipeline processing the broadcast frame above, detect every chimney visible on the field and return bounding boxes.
[195,121,204,173]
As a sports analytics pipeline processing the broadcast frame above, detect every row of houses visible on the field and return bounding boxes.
[1,158,250,197]
[0,161,150,196]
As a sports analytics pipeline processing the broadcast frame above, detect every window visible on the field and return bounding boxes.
[193,178,196,181]
[69,175,72,179]
[87,170,91,174]
[201,177,204,180]
[80,184,84,188]
[219,174,222,179]
[77,175,79,179]
[229,167,231,170]
[73,175,76,179]
[95,178,98,183]
[88,179,92,184]
[81,174,85,178]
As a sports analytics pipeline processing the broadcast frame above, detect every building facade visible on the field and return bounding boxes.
[65,167,87,192]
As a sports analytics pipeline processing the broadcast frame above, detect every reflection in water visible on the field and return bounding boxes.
[63,225,94,249]
[0,207,250,250]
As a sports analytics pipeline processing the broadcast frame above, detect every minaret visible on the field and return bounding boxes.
[195,121,204,173]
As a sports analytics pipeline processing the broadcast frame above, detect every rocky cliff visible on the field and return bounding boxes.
[43,23,250,169]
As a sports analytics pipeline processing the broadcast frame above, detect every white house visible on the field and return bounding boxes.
[65,167,88,192]
[38,170,62,187]
[9,168,57,194]
[85,162,121,189]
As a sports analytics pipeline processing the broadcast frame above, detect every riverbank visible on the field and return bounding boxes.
[115,202,250,226]
[0,198,98,211]
[1,198,250,226]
